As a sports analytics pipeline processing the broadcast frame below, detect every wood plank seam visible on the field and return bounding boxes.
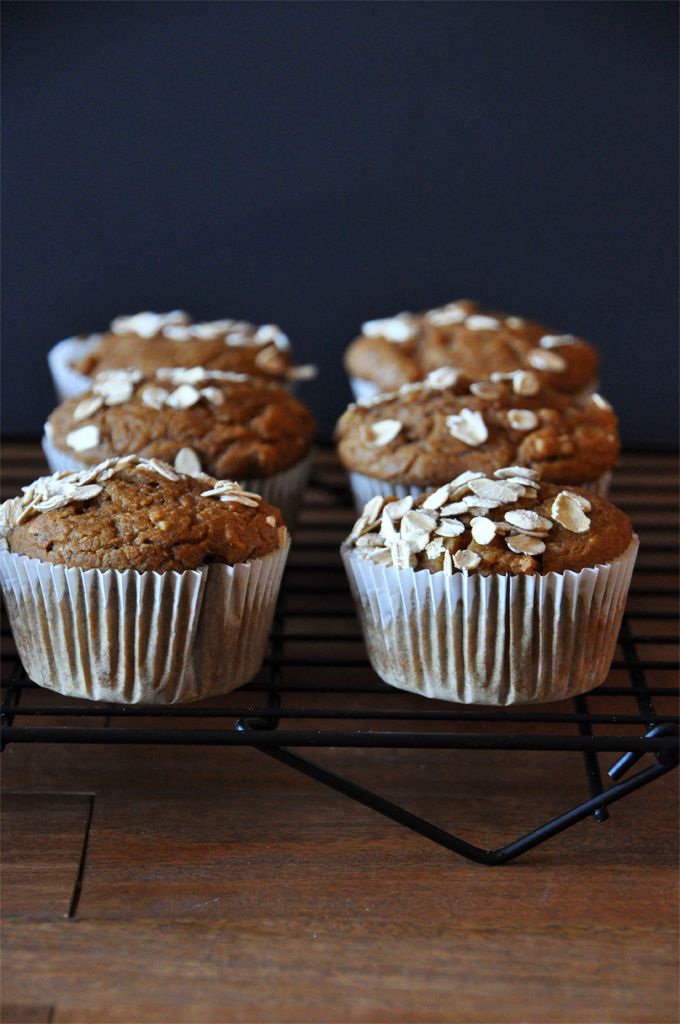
[67,795,95,920]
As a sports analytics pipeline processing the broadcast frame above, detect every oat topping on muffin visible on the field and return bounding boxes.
[336,370,619,486]
[46,369,316,480]
[110,311,191,338]
[345,468,632,576]
[1,456,287,572]
[360,313,420,343]
[71,310,316,383]
[344,299,598,395]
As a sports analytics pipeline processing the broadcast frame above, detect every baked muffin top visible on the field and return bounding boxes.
[71,310,316,384]
[335,368,618,486]
[0,455,288,572]
[344,299,598,395]
[46,367,316,479]
[344,468,633,576]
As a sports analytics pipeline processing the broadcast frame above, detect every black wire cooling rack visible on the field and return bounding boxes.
[2,446,678,865]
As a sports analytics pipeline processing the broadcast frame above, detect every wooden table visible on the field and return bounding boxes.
[2,446,678,1024]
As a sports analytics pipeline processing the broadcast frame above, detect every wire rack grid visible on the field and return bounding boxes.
[2,445,678,865]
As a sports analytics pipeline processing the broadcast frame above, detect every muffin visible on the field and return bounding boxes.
[336,368,618,509]
[48,310,316,401]
[0,455,290,703]
[344,300,598,401]
[341,468,637,704]
[43,368,316,526]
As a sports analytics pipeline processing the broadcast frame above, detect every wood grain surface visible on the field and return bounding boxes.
[1,447,678,1024]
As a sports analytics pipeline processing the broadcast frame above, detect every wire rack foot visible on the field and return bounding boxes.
[245,725,679,866]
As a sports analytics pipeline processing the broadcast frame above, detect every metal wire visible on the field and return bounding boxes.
[1,447,678,863]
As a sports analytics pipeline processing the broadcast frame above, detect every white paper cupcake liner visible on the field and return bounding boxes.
[342,537,638,705]
[41,435,94,474]
[347,472,428,510]
[348,376,382,403]
[348,468,611,512]
[584,471,611,498]
[42,434,313,529]
[239,451,313,528]
[48,336,102,401]
[0,541,289,704]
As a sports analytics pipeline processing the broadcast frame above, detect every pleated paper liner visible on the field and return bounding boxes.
[48,336,102,401]
[342,537,638,705]
[348,375,382,403]
[41,434,313,529]
[347,468,612,512]
[0,540,289,704]
[238,451,313,528]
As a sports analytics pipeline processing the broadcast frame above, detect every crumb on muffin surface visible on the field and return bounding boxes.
[1,456,288,572]
[335,369,618,486]
[344,467,633,576]
[47,368,316,479]
[344,300,598,396]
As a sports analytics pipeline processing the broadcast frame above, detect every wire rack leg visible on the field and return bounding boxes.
[573,693,609,822]
[255,737,679,866]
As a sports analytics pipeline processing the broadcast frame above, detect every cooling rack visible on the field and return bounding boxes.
[2,444,678,865]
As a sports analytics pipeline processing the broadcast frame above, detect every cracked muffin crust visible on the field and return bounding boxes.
[344,468,633,576]
[46,368,316,480]
[335,368,619,487]
[344,299,598,396]
[70,310,315,384]
[0,455,287,572]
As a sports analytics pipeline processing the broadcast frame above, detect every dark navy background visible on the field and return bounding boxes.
[2,1,678,444]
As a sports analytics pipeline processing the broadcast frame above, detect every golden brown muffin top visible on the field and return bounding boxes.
[344,468,633,576]
[344,299,598,395]
[71,310,316,383]
[46,367,316,479]
[335,368,619,486]
[0,456,288,572]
